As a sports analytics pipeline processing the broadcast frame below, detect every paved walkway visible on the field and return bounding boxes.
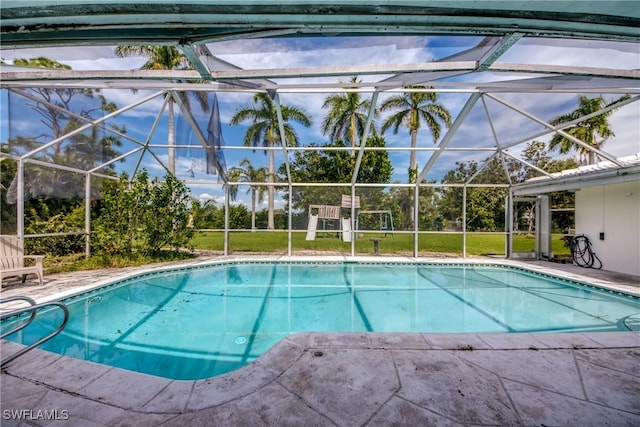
[1,257,639,426]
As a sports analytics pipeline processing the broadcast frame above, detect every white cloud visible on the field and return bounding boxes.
[499,39,640,69]
[196,192,216,201]
[606,103,640,156]
[212,36,434,69]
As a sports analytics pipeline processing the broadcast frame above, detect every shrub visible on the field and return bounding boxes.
[24,200,85,256]
[92,171,193,256]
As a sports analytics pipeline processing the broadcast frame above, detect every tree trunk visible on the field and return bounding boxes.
[409,129,418,176]
[267,147,275,230]
[588,145,597,165]
[251,188,257,231]
[527,203,535,234]
[409,129,418,231]
[350,113,357,155]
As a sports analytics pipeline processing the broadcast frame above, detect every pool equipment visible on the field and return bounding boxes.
[570,234,603,269]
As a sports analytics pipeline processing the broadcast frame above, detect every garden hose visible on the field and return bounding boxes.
[570,235,602,269]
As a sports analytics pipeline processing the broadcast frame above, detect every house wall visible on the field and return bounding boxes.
[575,181,640,276]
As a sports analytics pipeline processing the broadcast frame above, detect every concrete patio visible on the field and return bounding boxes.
[1,257,639,426]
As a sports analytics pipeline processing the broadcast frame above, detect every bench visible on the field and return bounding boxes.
[1,235,43,286]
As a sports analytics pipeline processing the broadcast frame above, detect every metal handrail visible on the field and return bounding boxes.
[1,296,69,367]
[1,296,38,338]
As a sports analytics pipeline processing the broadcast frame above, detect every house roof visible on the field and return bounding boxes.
[513,154,640,195]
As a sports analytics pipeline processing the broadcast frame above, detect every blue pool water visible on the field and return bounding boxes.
[3,262,639,380]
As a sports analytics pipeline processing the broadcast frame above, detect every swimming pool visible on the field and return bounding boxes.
[3,261,639,380]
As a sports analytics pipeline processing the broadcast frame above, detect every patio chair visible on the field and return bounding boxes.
[0,235,43,286]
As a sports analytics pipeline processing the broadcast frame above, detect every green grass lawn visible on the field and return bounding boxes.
[191,231,571,257]
[44,231,570,273]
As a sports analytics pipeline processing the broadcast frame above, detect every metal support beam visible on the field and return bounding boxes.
[481,96,512,185]
[21,90,166,160]
[463,185,467,258]
[4,62,637,87]
[0,61,479,84]
[178,43,212,81]
[10,88,148,150]
[352,91,380,184]
[506,192,513,258]
[85,174,91,257]
[133,96,172,177]
[192,48,275,89]
[87,147,145,174]
[413,185,419,257]
[486,93,624,166]
[477,33,523,71]
[464,151,500,185]
[417,92,482,183]
[224,187,230,255]
[488,63,640,80]
[16,160,24,240]
[499,94,640,152]
[288,183,293,256]
[501,150,554,179]
[273,93,293,184]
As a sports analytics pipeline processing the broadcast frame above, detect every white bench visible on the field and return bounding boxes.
[1,235,43,286]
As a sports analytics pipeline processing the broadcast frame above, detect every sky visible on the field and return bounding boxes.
[1,35,639,209]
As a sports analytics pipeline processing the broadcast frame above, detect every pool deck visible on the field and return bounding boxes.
[1,256,639,426]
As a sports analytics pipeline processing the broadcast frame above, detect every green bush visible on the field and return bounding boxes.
[93,171,194,256]
[24,200,86,256]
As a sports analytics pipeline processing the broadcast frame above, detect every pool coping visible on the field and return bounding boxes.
[2,256,639,424]
[2,331,640,425]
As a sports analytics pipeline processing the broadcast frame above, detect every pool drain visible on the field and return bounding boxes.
[234,336,247,345]
[88,296,102,304]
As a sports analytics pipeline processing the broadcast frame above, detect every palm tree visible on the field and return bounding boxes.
[114,46,209,174]
[230,93,311,229]
[227,158,267,230]
[321,76,377,150]
[379,86,451,231]
[380,86,452,183]
[549,95,630,165]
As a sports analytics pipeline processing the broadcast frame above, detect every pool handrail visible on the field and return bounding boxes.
[0,295,37,336]
[1,295,69,367]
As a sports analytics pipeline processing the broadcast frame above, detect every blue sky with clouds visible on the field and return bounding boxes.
[2,35,639,208]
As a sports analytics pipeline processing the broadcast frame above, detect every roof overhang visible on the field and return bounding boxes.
[2,1,639,49]
[512,156,640,196]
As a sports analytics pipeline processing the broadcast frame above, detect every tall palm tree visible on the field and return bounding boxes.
[380,86,452,183]
[379,86,451,231]
[321,76,377,150]
[227,158,267,230]
[114,45,209,174]
[230,93,311,229]
[549,94,630,165]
